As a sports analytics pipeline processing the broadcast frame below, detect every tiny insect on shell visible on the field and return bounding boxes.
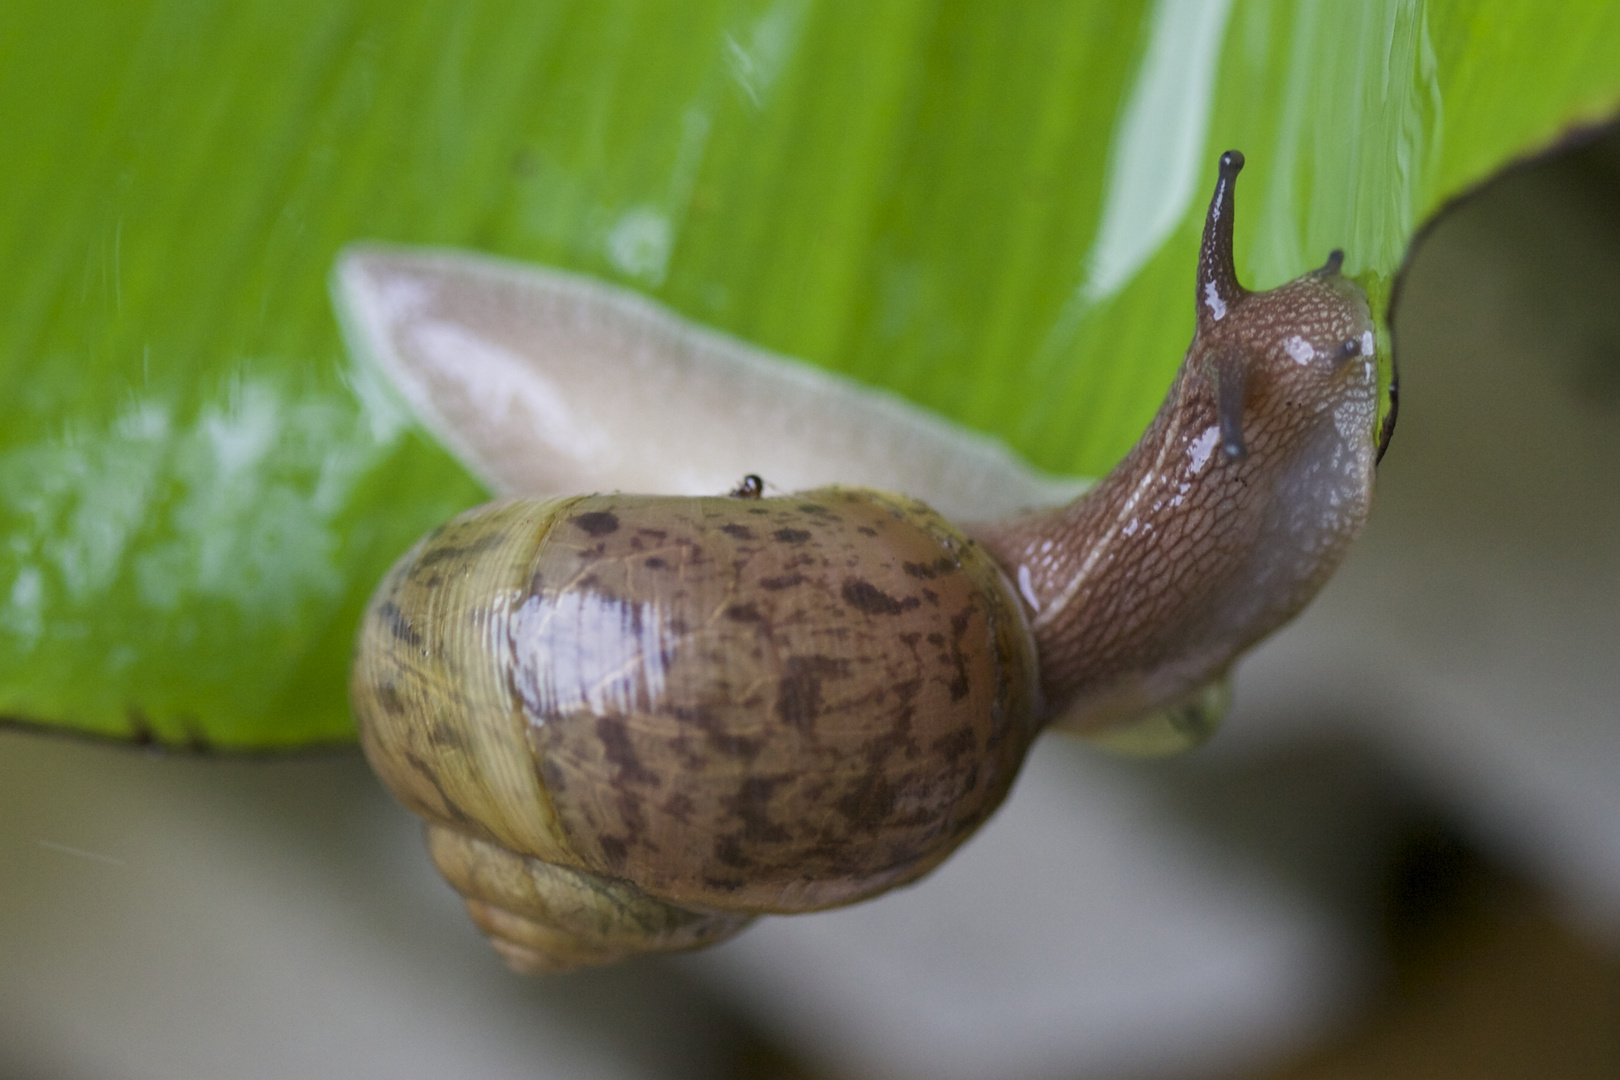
[338,150,1390,973]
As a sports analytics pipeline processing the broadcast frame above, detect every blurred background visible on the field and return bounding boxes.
[1,121,1617,1080]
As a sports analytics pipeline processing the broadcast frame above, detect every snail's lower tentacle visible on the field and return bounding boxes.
[425,825,754,973]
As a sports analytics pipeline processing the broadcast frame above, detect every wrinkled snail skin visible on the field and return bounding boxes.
[971,150,1381,735]
[350,150,1386,972]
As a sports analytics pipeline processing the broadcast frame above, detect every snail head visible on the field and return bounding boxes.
[1193,150,1379,462]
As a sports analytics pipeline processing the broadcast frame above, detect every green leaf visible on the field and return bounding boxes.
[3,1,1618,748]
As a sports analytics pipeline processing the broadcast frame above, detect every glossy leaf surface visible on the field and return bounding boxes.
[2,1,1618,747]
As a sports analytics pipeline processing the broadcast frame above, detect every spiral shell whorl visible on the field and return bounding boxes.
[426,826,752,973]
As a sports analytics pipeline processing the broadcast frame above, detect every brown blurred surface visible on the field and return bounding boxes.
[1258,850,1620,1080]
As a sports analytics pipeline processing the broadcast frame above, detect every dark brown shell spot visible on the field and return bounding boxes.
[721,523,756,540]
[374,600,421,647]
[945,609,974,701]
[722,776,792,844]
[644,557,669,569]
[702,875,748,894]
[930,726,976,767]
[662,792,696,822]
[673,705,763,761]
[572,511,620,537]
[759,573,806,590]
[375,682,406,716]
[773,528,811,544]
[413,529,504,570]
[902,557,957,580]
[713,835,750,869]
[599,835,629,867]
[841,579,920,616]
[835,771,896,832]
[426,720,467,750]
[726,603,763,622]
[403,751,475,828]
[596,716,660,787]
[775,655,848,731]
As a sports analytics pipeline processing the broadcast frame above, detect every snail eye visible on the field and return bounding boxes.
[1333,338,1362,362]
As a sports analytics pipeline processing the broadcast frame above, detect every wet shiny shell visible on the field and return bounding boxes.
[351,486,1040,913]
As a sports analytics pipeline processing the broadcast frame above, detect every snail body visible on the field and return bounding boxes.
[348,151,1388,971]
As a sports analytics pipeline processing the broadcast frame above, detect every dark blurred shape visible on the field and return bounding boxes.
[1258,826,1620,1080]
[1487,128,1620,411]
[1381,820,1491,975]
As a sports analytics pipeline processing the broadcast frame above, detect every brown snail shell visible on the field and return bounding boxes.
[352,488,1038,968]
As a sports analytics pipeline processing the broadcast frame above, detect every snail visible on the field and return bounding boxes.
[348,151,1389,973]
